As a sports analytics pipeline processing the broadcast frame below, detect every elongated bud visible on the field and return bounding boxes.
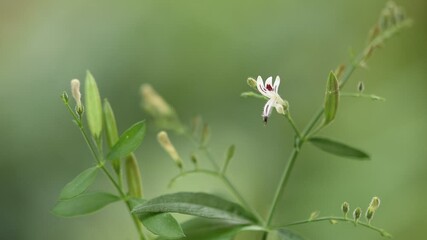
[369,196,381,210]
[341,201,350,217]
[61,91,69,104]
[358,81,365,93]
[125,153,143,198]
[353,207,362,223]
[157,131,183,169]
[85,71,103,138]
[247,77,257,90]
[103,99,120,175]
[366,206,375,223]
[71,79,84,116]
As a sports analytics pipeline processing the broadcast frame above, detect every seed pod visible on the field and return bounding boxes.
[369,196,381,210]
[366,206,375,223]
[125,153,143,198]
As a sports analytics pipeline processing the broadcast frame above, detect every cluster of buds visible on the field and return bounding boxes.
[341,197,381,224]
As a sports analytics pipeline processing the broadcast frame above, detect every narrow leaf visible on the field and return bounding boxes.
[52,192,120,217]
[277,229,305,240]
[106,121,146,161]
[323,71,339,126]
[309,137,370,160]
[132,192,258,224]
[158,218,250,240]
[59,166,99,200]
[85,71,103,138]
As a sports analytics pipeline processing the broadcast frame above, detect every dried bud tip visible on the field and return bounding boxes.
[157,131,183,169]
[71,79,82,107]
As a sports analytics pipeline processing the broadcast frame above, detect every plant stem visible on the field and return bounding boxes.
[285,112,302,139]
[277,216,392,238]
[64,102,147,240]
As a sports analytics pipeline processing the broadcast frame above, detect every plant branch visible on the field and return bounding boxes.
[276,216,392,238]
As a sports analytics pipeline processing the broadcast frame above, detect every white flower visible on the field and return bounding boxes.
[256,76,287,124]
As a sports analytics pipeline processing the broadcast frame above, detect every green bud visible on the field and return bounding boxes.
[125,153,143,198]
[247,77,257,90]
[369,196,381,210]
[103,99,120,175]
[85,71,103,139]
[358,81,365,93]
[191,154,198,167]
[341,201,350,217]
[353,207,362,223]
[75,105,84,118]
[61,91,69,104]
[366,206,375,223]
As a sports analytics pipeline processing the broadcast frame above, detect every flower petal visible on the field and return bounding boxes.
[273,76,280,93]
[262,98,275,124]
[256,76,269,97]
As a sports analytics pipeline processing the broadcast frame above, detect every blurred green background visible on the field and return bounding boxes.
[1,0,426,239]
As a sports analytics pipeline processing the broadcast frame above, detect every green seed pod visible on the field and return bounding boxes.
[125,153,143,198]
[85,71,103,139]
[103,99,120,175]
[341,201,350,217]
[353,207,362,223]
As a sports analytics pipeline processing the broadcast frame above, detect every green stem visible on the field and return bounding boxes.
[64,101,147,240]
[277,216,392,238]
[340,92,386,101]
[285,112,302,139]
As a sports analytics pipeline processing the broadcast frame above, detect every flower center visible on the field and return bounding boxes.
[266,84,273,91]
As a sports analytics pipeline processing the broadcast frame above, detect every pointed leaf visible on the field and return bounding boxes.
[277,229,305,240]
[59,166,99,200]
[323,71,339,126]
[53,192,120,217]
[132,192,257,224]
[85,71,103,138]
[130,198,184,239]
[106,121,146,161]
[309,137,370,160]
[158,218,251,240]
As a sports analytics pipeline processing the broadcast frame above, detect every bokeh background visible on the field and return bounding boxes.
[1,0,426,239]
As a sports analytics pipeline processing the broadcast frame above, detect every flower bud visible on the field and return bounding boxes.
[357,81,365,93]
[369,196,381,210]
[353,207,362,223]
[341,201,350,217]
[366,206,375,223]
[61,91,69,104]
[247,77,257,90]
[191,154,198,168]
[157,131,183,169]
[71,79,81,105]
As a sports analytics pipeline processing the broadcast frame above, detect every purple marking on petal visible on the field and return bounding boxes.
[266,84,273,91]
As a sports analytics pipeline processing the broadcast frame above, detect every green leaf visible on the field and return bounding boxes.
[309,137,370,160]
[140,213,185,239]
[85,71,103,138]
[323,71,339,126]
[106,121,146,161]
[130,198,184,239]
[52,192,120,217]
[277,228,305,240]
[158,218,250,240]
[59,166,99,200]
[132,192,258,224]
